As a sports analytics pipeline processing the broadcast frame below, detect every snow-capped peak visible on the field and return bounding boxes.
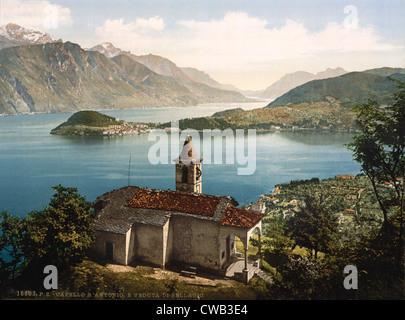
[0,23,53,44]
[89,42,131,58]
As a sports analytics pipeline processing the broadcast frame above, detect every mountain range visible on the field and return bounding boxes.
[0,26,249,116]
[88,42,243,101]
[0,23,403,119]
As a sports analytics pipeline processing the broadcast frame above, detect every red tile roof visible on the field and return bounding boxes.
[96,187,264,230]
[126,188,221,217]
[219,205,263,229]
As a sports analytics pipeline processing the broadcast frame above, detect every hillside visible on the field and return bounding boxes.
[0,41,248,116]
[158,67,405,132]
[158,99,355,131]
[259,68,348,99]
[266,68,405,109]
[111,54,198,106]
[55,110,122,127]
[181,67,240,92]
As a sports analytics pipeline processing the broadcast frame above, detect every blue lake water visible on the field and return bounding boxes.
[0,102,361,217]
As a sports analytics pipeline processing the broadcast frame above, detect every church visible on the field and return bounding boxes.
[90,136,264,282]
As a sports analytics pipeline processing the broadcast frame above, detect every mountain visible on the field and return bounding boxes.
[0,23,58,50]
[90,43,196,83]
[129,53,193,84]
[90,42,250,103]
[260,68,348,99]
[181,67,240,92]
[110,54,198,106]
[266,67,405,109]
[127,53,247,101]
[88,42,130,58]
[0,41,205,115]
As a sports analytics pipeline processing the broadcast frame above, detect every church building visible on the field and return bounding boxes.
[90,136,264,282]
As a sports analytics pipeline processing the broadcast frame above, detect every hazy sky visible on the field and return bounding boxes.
[1,0,404,90]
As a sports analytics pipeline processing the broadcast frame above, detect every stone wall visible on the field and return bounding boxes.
[170,215,219,270]
[132,223,165,267]
[91,230,129,265]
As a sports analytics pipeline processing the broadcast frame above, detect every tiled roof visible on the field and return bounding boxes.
[127,188,221,217]
[93,186,263,233]
[92,186,171,234]
[219,205,264,229]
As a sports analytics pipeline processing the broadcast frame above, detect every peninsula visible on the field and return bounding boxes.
[50,110,156,136]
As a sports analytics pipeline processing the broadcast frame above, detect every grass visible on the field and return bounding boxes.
[51,260,265,300]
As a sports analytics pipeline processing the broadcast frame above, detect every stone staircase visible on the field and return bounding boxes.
[225,256,273,284]
[252,266,273,284]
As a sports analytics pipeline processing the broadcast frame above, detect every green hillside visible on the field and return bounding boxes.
[57,111,122,127]
[159,100,356,131]
[50,110,156,136]
[157,67,405,132]
[266,68,405,109]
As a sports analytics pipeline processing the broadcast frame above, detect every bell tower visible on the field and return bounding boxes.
[174,136,202,193]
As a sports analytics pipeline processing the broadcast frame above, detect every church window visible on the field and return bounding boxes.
[182,166,188,183]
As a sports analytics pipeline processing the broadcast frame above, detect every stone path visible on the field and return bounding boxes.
[225,258,273,284]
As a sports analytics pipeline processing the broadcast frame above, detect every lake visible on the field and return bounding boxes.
[0,102,361,217]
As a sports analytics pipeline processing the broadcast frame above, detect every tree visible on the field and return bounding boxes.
[276,256,323,299]
[263,217,293,273]
[0,211,24,285]
[285,191,338,259]
[23,185,96,270]
[347,79,405,271]
[347,80,404,221]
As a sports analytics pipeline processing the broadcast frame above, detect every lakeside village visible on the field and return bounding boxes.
[101,122,152,136]
[99,121,341,137]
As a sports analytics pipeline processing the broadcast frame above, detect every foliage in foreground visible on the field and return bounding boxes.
[0,185,96,291]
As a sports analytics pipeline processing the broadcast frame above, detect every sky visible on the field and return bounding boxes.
[1,0,404,90]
